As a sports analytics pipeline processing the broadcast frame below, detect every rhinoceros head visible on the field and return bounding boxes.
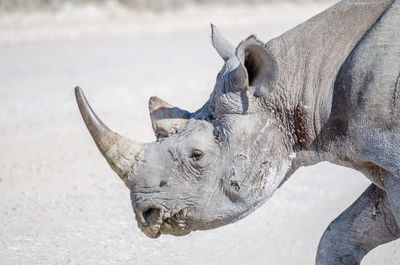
[76,25,293,238]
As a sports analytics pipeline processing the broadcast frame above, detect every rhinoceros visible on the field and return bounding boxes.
[75,0,400,263]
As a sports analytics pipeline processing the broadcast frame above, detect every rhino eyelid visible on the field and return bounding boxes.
[190,150,203,161]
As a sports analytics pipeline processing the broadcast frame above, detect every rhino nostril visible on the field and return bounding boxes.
[142,207,162,226]
[159,180,167,187]
[143,208,155,220]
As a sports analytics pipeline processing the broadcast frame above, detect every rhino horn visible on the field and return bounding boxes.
[75,86,146,187]
[211,24,235,61]
[148,96,191,138]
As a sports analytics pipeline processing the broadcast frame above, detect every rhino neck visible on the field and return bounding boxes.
[265,0,393,157]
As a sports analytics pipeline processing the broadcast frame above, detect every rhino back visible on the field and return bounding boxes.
[331,0,400,176]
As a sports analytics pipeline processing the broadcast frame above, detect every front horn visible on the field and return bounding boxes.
[75,86,146,187]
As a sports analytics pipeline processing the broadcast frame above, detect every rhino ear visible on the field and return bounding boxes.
[148,97,191,138]
[211,24,236,61]
[236,36,279,97]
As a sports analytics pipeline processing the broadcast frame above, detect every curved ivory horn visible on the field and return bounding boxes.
[75,86,146,187]
[148,96,191,138]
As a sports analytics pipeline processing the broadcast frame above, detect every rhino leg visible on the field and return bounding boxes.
[384,173,400,225]
[316,184,400,265]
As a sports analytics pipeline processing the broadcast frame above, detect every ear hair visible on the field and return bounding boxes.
[236,36,279,97]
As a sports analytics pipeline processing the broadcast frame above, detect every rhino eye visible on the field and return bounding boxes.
[190,150,203,161]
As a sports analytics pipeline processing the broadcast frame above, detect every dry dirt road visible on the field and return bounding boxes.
[1,1,399,264]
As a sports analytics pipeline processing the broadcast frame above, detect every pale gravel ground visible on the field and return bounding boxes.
[0,1,399,264]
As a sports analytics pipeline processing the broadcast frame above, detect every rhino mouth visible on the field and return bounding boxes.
[136,207,190,238]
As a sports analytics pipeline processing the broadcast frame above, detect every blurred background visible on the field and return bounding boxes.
[0,0,330,12]
[1,0,399,264]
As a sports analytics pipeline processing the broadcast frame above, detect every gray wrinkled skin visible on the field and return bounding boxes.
[76,0,400,264]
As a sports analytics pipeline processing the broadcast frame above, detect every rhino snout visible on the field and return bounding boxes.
[133,202,192,238]
[135,206,164,238]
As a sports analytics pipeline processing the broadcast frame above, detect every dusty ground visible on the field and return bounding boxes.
[1,1,399,264]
